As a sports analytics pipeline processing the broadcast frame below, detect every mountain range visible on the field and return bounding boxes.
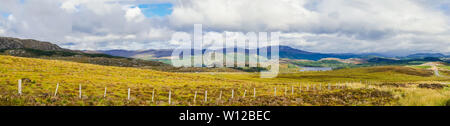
[1,36,448,62]
[98,45,450,61]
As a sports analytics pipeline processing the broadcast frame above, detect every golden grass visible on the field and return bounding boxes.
[396,87,450,106]
[0,55,448,106]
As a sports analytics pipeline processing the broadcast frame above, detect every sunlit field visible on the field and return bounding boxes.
[0,55,449,106]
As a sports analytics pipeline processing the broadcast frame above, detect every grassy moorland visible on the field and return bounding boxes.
[0,55,449,106]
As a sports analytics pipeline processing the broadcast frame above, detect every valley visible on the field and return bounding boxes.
[0,55,448,106]
[0,37,449,106]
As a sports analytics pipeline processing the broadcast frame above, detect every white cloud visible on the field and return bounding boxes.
[169,0,449,34]
[144,27,173,40]
[0,28,5,35]
[64,34,136,43]
[169,0,319,31]
[125,7,146,23]
[166,0,450,54]
[60,0,80,13]
[0,0,448,55]
[7,15,15,21]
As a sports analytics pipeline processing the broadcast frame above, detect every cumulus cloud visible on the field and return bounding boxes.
[168,0,318,32]
[0,28,5,35]
[168,0,450,55]
[125,7,146,23]
[0,0,449,55]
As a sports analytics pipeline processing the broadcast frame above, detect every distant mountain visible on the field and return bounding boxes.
[367,57,443,65]
[98,49,173,60]
[406,53,448,58]
[98,45,369,61]
[266,46,361,60]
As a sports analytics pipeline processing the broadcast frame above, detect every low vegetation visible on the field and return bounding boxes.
[0,55,448,106]
[290,57,445,69]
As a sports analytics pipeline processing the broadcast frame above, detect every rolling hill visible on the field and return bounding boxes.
[98,45,366,61]
[0,37,69,51]
[1,55,448,106]
[406,53,449,58]
[0,37,171,68]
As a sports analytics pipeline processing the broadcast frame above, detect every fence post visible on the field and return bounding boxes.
[54,83,59,97]
[328,83,331,90]
[152,88,155,103]
[79,84,82,99]
[18,79,22,95]
[291,86,294,95]
[127,88,131,100]
[231,89,234,99]
[194,91,197,104]
[284,87,287,96]
[243,90,246,98]
[253,88,256,98]
[168,90,171,105]
[219,90,222,102]
[274,87,277,96]
[204,90,207,102]
[104,87,107,98]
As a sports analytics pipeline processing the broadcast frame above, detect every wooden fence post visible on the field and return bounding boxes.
[54,83,59,97]
[231,89,234,99]
[79,84,82,99]
[18,79,22,95]
[274,87,277,96]
[127,88,131,100]
[291,86,294,95]
[219,90,222,102]
[104,87,107,98]
[168,90,171,105]
[243,90,246,98]
[194,91,197,104]
[152,88,155,103]
[204,90,207,102]
[253,88,256,98]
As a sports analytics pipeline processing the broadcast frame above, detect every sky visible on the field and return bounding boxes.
[0,0,449,56]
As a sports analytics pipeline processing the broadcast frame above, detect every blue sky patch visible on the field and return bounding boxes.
[0,12,9,18]
[137,3,173,17]
[440,4,450,15]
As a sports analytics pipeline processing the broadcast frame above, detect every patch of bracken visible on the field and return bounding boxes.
[200,89,395,106]
[379,83,407,88]
[418,84,446,89]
